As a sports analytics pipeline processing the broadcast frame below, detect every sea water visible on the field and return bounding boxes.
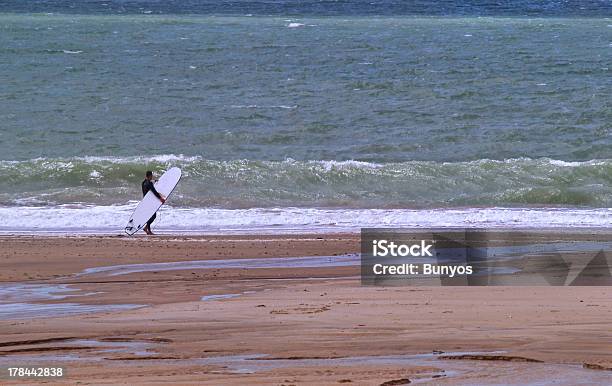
[0,1,610,232]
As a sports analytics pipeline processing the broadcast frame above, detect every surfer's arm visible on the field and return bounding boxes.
[149,184,165,203]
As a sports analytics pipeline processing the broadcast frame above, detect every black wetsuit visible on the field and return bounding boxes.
[142,179,162,227]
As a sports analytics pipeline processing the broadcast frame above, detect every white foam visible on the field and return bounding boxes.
[0,206,609,234]
[2,156,609,171]
[80,154,201,164]
[287,23,305,28]
[230,105,297,109]
[0,154,202,165]
[547,159,607,167]
[314,159,383,170]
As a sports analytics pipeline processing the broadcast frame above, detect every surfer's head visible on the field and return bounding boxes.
[145,170,153,180]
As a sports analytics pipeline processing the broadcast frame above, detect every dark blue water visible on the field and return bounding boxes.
[1,1,611,17]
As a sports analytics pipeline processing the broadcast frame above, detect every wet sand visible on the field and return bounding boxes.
[0,234,611,385]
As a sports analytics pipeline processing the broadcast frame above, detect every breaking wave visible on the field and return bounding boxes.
[1,155,612,208]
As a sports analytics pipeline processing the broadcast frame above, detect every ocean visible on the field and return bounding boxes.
[0,1,611,232]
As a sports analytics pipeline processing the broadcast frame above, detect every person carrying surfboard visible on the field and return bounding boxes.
[141,170,166,235]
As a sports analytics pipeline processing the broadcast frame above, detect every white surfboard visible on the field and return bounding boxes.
[125,167,181,235]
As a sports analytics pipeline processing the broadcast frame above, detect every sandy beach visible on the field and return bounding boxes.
[1,234,611,385]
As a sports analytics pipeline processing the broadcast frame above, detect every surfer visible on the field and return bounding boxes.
[142,171,166,235]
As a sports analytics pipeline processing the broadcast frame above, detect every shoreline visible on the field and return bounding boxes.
[1,206,612,235]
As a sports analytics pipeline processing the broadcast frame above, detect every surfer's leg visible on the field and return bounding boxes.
[144,213,157,235]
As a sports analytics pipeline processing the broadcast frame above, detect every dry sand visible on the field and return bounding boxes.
[0,234,611,385]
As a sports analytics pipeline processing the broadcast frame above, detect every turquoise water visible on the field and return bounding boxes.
[0,9,611,211]
[2,15,610,162]
[2,157,612,208]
